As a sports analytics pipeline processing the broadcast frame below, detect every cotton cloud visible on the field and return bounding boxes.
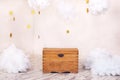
[88,0,109,15]
[56,0,76,21]
[28,0,50,10]
[84,48,120,76]
[0,44,30,73]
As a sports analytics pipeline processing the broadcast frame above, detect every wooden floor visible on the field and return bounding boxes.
[0,69,120,80]
[0,54,120,80]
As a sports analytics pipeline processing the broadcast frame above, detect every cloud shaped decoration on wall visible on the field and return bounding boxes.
[0,44,30,73]
[28,0,50,10]
[56,1,76,21]
[89,0,109,15]
[27,0,109,16]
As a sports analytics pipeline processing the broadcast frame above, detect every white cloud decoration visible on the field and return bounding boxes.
[84,48,120,76]
[89,0,109,15]
[27,0,109,15]
[28,0,50,10]
[56,1,76,21]
[0,44,30,73]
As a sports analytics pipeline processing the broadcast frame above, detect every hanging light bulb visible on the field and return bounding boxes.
[28,0,50,10]
[88,0,109,15]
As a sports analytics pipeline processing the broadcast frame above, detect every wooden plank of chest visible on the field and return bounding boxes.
[43,48,78,53]
[43,48,78,61]
[43,55,78,61]
[43,48,78,73]
[43,61,78,73]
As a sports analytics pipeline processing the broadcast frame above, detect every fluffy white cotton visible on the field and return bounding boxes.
[57,1,76,20]
[89,0,109,15]
[28,0,50,9]
[84,48,120,76]
[0,44,30,73]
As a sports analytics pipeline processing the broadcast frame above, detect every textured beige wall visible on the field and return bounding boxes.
[0,0,120,58]
[0,0,33,54]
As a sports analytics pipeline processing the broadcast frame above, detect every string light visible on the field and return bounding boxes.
[86,0,89,4]
[27,24,32,29]
[66,30,70,34]
[9,11,13,16]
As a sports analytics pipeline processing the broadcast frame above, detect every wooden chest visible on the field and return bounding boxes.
[43,48,79,73]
